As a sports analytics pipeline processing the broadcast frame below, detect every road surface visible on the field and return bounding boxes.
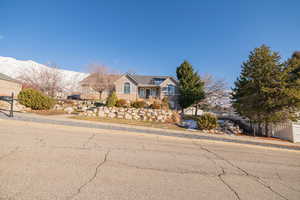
[0,119,300,200]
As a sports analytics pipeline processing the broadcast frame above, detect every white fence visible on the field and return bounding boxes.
[270,122,300,143]
[218,114,300,143]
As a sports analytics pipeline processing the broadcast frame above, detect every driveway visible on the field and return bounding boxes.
[0,119,300,200]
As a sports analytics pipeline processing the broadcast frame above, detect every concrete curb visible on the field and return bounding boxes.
[1,114,300,151]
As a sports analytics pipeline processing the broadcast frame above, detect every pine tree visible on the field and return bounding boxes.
[282,51,300,119]
[286,51,300,82]
[232,45,294,136]
[176,60,205,113]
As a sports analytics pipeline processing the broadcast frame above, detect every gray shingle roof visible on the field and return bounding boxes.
[0,73,19,83]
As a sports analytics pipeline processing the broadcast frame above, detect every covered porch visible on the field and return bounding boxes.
[138,86,160,99]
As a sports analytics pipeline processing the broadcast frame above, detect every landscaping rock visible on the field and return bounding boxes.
[125,113,132,120]
[108,113,116,118]
[66,104,179,123]
[98,111,105,117]
[64,107,74,114]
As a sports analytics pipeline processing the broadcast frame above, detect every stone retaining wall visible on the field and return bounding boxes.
[78,106,178,123]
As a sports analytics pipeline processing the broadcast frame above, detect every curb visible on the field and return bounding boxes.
[1,114,300,151]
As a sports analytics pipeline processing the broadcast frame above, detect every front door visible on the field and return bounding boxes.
[146,89,150,99]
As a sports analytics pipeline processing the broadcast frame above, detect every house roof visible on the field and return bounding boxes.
[127,74,177,86]
[0,73,19,83]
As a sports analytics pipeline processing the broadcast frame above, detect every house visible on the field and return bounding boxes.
[0,73,22,97]
[79,74,120,100]
[80,73,179,108]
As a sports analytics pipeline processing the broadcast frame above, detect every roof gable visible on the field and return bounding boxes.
[126,74,177,86]
[159,77,178,86]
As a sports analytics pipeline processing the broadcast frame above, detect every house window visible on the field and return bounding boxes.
[169,101,175,109]
[150,88,157,97]
[124,82,130,94]
[139,88,145,98]
[167,85,175,95]
[153,78,165,85]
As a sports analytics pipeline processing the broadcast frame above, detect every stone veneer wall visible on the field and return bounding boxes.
[78,106,176,123]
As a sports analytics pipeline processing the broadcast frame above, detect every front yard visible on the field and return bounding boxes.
[70,115,185,131]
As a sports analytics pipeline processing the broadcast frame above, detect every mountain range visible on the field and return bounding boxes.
[0,56,88,92]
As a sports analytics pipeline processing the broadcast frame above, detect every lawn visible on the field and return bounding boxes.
[70,116,186,131]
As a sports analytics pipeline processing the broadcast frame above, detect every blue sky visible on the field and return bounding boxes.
[0,0,299,86]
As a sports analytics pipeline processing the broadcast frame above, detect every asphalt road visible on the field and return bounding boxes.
[0,119,300,200]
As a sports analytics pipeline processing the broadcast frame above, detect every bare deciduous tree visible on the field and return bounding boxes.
[18,63,63,98]
[202,74,227,103]
[84,64,120,100]
[194,74,229,115]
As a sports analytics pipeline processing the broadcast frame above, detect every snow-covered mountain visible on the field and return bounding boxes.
[0,56,88,93]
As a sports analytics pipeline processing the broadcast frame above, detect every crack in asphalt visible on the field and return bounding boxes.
[218,167,241,200]
[0,147,19,161]
[193,142,290,200]
[111,161,212,176]
[67,150,110,200]
[83,133,96,148]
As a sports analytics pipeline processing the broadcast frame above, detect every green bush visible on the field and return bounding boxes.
[150,101,161,109]
[131,100,147,108]
[196,113,218,130]
[106,91,118,107]
[116,99,128,107]
[18,88,55,110]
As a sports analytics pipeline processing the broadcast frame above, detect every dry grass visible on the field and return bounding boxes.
[70,116,185,131]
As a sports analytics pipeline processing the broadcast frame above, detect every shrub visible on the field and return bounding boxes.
[132,100,147,108]
[196,113,218,130]
[94,102,105,107]
[150,101,161,109]
[106,91,118,107]
[171,112,181,123]
[18,88,55,110]
[162,96,168,104]
[161,97,169,110]
[116,99,128,107]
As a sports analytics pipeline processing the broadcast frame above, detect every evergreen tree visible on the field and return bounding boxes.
[176,60,205,113]
[286,51,300,82]
[282,51,300,119]
[231,45,298,136]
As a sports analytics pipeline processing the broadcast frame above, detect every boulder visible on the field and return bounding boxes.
[108,113,116,118]
[98,111,105,117]
[157,115,164,121]
[117,114,124,119]
[64,107,74,114]
[81,106,88,111]
[125,113,132,120]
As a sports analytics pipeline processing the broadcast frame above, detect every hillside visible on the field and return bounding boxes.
[0,56,88,92]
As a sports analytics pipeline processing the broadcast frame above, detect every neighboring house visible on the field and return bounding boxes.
[80,73,179,108]
[0,73,22,97]
[79,74,120,100]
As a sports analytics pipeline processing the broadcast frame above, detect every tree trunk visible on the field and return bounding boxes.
[195,105,198,116]
[265,122,271,137]
[99,91,103,100]
[250,121,256,137]
[258,122,262,136]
